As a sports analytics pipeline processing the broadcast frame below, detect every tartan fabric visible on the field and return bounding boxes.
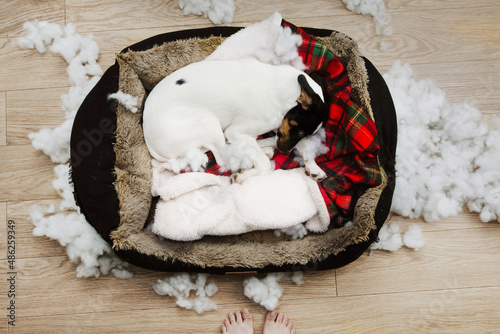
[203,21,382,226]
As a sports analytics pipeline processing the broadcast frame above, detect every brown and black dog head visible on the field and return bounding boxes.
[276,73,329,155]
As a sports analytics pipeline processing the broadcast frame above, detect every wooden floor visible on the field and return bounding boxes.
[1,1,500,333]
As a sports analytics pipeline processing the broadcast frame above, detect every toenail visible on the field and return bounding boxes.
[271,311,277,316]
[244,309,250,315]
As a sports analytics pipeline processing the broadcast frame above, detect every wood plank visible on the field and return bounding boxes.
[90,10,500,93]
[12,255,335,318]
[388,211,498,232]
[231,0,348,25]
[6,87,68,146]
[336,227,500,297]
[5,7,498,96]
[7,199,67,259]
[66,0,203,33]
[90,17,359,70]
[0,202,6,260]
[386,0,499,12]
[0,0,65,38]
[352,7,500,69]
[9,286,500,333]
[402,59,500,114]
[278,287,500,334]
[66,0,348,33]
[0,91,5,145]
[0,37,69,92]
[2,23,217,92]
[91,24,210,71]
[0,145,59,202]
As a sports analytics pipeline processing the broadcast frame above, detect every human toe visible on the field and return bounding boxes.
[267,310,278,322]
[235,311,243,323]
[243,308,253,321]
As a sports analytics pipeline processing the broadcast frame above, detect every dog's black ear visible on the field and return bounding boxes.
[298,74,316,97]
[297,74,326,113]
[297,88,312,109]
[297,74,314,109]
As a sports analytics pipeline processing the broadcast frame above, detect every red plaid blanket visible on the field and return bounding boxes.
[204,22,382,227]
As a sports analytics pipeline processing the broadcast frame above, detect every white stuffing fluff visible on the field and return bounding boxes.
[20,20,102,164]
[30,203,132,279]
[164,148,210,174]
[385,60,500,223]
[370,223,426,252]
[274,223,308,240]
[369,222,403,252]
[243,272,304,311]
[293,128,329,165]
[179,0,235,25]
[403,224,426,251]
[291,271,305,286]
[153,273,218,314]
[108,91,139,113]
[163,141,259,175]
[225,141,258,173]
[342,0,392,50]
[29,165,133,279]
[18,20,63,53]
[162,136,268,174]
[52,164,78,211]
[21,21,132,279]
[244,274,284,311]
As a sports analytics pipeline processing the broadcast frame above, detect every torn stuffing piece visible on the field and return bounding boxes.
[153,273,218,314]
[108,91,139,113]
[179,0,235,25]
[20,20,132,279]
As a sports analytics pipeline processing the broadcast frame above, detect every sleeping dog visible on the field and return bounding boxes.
[143,57,329,183]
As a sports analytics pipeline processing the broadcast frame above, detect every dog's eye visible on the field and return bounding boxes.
[298,130,305,137]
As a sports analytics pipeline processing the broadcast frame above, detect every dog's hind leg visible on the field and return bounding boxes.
[196,110,228,168]
[203,128,227,169]
[224,127,272,183]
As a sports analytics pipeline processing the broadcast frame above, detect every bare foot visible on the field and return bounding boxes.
[221,308,254,334]
[263,310,296,334]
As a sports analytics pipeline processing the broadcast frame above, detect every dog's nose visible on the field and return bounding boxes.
[277,147,292,155]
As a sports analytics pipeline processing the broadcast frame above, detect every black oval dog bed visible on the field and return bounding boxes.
[70,26,396,274]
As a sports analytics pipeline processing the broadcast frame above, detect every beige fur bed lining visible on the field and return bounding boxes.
[110,31,387,269]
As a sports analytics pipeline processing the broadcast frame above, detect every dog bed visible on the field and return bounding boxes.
[70,23,397,274]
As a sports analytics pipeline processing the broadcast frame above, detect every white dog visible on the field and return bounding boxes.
[143,57,328,183]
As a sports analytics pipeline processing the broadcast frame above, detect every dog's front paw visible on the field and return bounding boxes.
[230,168,260,184]
[230,172,242,184]
[305,166,327,182]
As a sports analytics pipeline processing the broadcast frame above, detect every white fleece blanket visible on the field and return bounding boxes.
[150,13,330,241]
[151,161,330,241]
